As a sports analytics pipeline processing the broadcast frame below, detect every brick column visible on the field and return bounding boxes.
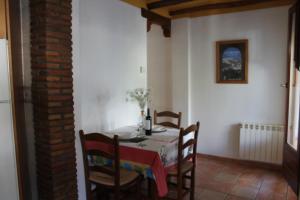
[30,0,78,199]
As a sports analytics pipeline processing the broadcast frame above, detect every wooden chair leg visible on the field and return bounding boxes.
[183,176,187,191]
[95,186,100,200]
[135,176,142,200]
[190,169,195,200]
[177,175,183,200]
[87,182,93,200]
[95,187,108,200]
[114,188,120,200]
[114,194,119,200]
[147,178,152,198]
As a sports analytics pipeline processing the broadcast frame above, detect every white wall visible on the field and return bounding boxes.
[147,24,172,112]
[169,7,289,158]
[0,41,19,200]
[72,0,85,199]
[170,19,191,126]
[78,0,147,132]
[73,1,147,199]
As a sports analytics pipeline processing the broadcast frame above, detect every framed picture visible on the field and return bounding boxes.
[216,39,248,84]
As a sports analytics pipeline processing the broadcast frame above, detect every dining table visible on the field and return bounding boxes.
[89,125,180,198]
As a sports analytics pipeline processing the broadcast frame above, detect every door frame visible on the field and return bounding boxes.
[5,0,30,199]
[283,2,300,196]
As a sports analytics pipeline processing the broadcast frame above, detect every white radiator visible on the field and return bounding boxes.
[239,123,285,164]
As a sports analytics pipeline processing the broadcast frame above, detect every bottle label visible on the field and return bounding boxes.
[145,120,151,130]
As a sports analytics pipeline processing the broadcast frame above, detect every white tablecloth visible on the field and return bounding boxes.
[108,126,180,167]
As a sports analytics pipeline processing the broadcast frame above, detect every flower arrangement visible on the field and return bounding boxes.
[126,88,151,111]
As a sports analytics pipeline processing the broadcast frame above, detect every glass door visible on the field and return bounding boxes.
[287,11,299,151]
[283,3,300,196]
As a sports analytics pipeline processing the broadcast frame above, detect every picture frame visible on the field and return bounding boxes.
[216,39,248,84]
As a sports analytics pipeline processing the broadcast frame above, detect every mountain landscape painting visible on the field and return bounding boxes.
[216,40,248,84]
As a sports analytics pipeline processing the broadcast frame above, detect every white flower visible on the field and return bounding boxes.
[126,88,151,111]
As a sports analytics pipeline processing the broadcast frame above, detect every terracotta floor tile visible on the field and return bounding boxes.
[236,180,262,190]
[240,169,264,178]
[256,190,286,200]
[225,195,251,200]
[197,179,235,194]
[222,164,247,175]
[197,189,227,200]
[262,172,285,183]
[199,162,224,172]
[195,187,205,195]
[214,171,240,184]
[236,171,263,189]
[229,185,259,199]
[197,167,219,177]
[287,186,297,200]
[241,169,266,180]
[120,156,295,200]
[259,180,288,195]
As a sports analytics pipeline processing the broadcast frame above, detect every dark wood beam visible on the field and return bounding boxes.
[142,8,170,25]
[169,0,278,16]
[147,0,192,10]
[141,8,171,37]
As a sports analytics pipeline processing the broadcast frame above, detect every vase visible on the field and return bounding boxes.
[137,110,145,136]
[141,110,145,117]
[139,110,145,125]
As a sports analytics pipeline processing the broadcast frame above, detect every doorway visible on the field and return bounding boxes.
[0,0,30,199]
[283,2,300,197]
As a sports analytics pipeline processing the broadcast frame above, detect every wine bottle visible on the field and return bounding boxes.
[145,108,152,136]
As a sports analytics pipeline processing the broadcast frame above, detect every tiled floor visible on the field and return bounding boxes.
[95,156,298,200]
[189,156,298,200]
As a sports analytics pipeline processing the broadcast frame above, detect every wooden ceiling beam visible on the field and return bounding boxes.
[147,0,192,10]
[141,8,171,37]
[169,0,288,16]
[122,0,171,18]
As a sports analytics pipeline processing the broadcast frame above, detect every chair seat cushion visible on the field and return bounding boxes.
[89,168,139,187]
[168,161,194,176]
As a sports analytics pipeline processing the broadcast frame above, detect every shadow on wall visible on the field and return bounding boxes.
[82,90,112,132]
[95,90,113,131]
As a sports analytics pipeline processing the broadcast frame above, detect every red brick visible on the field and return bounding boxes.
[30,0,77,199]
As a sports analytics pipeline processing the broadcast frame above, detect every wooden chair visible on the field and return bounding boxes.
[165,122,200,200]
[154,110,182,129]
[79,130,143,200]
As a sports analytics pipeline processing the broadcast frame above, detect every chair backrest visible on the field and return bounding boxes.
[154,110,182,129]
[177,122,200,175]
[80,130,120,199]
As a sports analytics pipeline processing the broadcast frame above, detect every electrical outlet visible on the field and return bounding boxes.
[139,66,144,74]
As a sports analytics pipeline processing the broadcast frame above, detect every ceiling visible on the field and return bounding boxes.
[123,0,295,19]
